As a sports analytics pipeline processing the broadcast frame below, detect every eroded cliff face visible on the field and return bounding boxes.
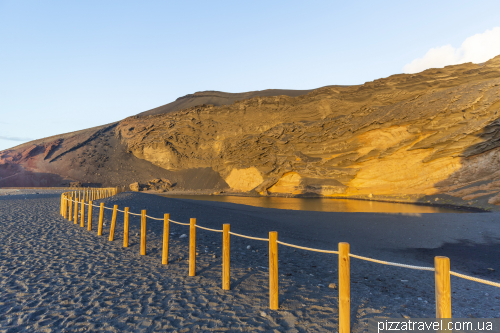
[3,55,500,208]
[114,55,500,206]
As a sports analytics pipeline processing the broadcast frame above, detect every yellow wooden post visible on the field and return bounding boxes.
[64,195,68,219]
[189,218,196,276]
[69,194,73,221]
[223,224,230,290]
[88,200,93,231]
[269,231,279,310]
[80,199,85,227]
[78,191,81,202]
[141,210,146,255]
[98,203,104,236]
[61,195,65,218]
[435,256,452,318]
[123,207,129,247]
[61,195,64,217]
[162,214,170,264]
[109,205,118,241]
[339,242,350,333]
[74,198,78,224]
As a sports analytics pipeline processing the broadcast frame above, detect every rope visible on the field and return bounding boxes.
[129,212,142,217]
[349,253,435,271]
[450,271,500,288]
[229,231,268,241]
[277,241,338,254]
[195,225,223,233]
[146,215,164,221]
[169,219,191,226]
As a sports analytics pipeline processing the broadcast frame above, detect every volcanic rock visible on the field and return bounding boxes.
[129,182,140,192]
[3,55,500,209]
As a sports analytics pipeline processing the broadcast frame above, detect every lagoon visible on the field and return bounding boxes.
[161,195,464,213]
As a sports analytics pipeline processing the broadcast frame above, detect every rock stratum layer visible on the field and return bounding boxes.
[3,56,500,209]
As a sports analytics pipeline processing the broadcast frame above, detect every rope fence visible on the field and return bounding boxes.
[228,231,268,241]
[60,189,499,331]
[349,253,435,271]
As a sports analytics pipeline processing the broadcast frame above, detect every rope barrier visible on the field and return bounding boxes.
[129,212,142,217]
[62,191,500,291]
[450,271,500,288]
[229,231,268,241]
[349,253,435,271]
[277,240,339,254]
[169,219,191,226]
[195,225,223,233]
[146,215,164,221]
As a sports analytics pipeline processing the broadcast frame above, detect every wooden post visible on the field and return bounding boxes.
[339,242,350,333]
[61,194,68,218]
[435,256,452,318]
[141,210,146,255]
[189,218,196,276]
[74,198,78,224]
[123,207,129,247]
[162,214,170,264]
[69,194,73,221]
[269,231,279,310]
[64,196,68,219]
[223,224,230,290]
[109,205,118,241]
[98,203,104,236]
[87,201,93,231]
[80,199,85,227]
[78,191,81,202]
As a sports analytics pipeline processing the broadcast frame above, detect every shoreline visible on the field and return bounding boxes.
[158,192,489,213]
[2,186,497,212]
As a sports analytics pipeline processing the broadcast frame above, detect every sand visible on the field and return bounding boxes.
[0,190,499,332]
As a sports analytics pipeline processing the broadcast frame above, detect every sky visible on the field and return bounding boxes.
[1,0,500,151]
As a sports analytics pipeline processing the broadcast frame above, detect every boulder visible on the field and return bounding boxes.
[129,182,140,192]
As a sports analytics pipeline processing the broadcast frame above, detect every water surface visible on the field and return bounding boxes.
[161,195,464,213]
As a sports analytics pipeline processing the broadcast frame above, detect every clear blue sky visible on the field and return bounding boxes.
[1,0,500,151]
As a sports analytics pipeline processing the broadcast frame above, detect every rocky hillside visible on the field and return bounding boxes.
[2,56,500,209]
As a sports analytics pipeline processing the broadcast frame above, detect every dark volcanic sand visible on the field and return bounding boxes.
[0,190,499,332]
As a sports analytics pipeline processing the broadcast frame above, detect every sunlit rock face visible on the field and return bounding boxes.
[3,55,500,208]
[115,55,500,204]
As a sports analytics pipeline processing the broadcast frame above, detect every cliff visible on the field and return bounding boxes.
[3,56,500,209]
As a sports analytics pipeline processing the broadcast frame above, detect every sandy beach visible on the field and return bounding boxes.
[0,190,499,332]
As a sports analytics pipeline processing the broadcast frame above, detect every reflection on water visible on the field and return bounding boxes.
[161,195,463,213]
